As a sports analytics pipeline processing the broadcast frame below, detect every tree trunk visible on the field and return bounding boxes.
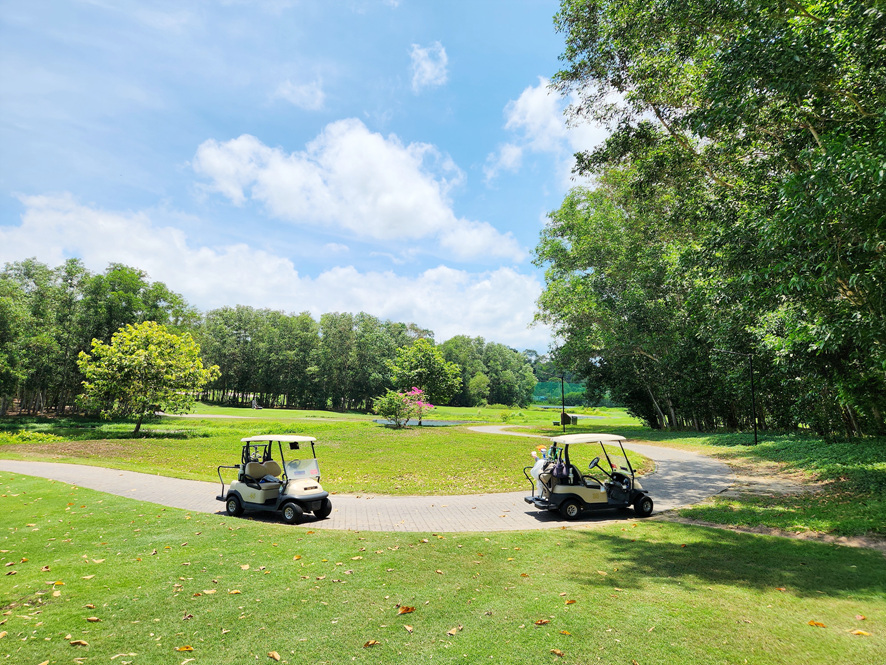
[645,383,667,429]
[133,413,144,435]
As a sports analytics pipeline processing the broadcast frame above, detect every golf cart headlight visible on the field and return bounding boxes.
[304,485,318,491]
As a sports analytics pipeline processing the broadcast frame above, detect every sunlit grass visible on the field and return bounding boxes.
[2,475,883,665]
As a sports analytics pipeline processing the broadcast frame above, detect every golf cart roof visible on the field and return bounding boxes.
[240,435,317,444]
[550,433,626,445]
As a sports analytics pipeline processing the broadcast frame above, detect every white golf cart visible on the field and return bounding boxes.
[524,433,654,520]
[216,434,332,524]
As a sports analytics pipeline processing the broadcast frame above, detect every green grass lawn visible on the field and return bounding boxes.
[1,404,883,537]
[2,474,883,665]
[0,407,649,496]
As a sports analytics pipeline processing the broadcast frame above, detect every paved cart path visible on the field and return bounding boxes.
[0,428,733,532]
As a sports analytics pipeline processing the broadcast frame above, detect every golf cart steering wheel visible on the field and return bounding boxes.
[588,456,600,470]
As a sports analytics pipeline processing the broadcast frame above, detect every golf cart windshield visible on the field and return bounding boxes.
[606,453,632,475]
[285,458,320,479]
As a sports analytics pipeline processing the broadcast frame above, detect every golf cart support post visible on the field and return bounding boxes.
[523,433,654,520]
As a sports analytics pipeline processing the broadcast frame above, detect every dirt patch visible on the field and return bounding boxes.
[718,459,825,498]
[2,440,141,459]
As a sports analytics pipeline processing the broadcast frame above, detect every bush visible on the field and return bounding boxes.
[0,431,63,445]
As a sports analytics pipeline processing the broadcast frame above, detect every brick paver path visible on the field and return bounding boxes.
[0,428,733,532]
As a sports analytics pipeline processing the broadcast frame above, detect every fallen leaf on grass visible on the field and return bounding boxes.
[855,615,866,621]
[808,621,826,628]
[559,630,571,635]
[551,649,564,657]
[565,600,576,605]
[363,640,380,647]
[203,589,217,594]
[37,661,49,665]
[41,566,50,572]
[446,625,463,636]
[850,630,871,636]
[229,590,241,595]
[70,639,89,646]
[240,564,250,570]
[268,651,281,660]
[404,625,413,634]
[181,660,195,665]
[86,616,100,622]
[596,570,607,576]
[175,646,194,651]
[397,606,415,615]
[82,575,95,580]
[535,619,550,626]
[0,631,6,639]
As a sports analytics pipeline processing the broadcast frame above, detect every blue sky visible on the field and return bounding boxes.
[0,0,607,351]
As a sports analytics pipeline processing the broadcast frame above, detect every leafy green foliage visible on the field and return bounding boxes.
[77,322,220,433]
[540,0,886,434]
[390,339,461,405]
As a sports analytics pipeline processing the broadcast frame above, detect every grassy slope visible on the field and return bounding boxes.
[2,475,883,665]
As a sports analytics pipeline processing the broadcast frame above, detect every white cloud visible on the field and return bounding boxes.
[483,142,523,182]
[486,77,610,185]
[409,42,448,93]
[0,194,550,349]
[273,78,325,110]
[192,119,524,262]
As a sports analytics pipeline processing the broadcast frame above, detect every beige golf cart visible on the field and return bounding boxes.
[524,433,654,520]
[216,434,332,524]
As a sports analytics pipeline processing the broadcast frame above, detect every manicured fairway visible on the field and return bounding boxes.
[2,474,883,665]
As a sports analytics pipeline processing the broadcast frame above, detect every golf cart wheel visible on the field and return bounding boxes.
[634,495,654,518]
[225,496,243,517]
[313,498,332,520]
[559,499,583,521]
[281,502,304,525]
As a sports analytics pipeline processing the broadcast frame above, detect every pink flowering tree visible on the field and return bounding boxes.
[373,387,435,428]
[405,387,434,426]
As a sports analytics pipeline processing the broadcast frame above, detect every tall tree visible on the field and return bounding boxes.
[541,0,886,433]
[390,338,461,405]
[77,321,219,434]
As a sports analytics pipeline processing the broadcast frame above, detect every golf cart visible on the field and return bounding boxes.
[216,434,332,524]
[523,433,654,520]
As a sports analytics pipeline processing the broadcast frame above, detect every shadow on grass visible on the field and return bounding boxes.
[567,525,886,598]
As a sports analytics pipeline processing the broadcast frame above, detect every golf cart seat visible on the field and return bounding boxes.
[243,462,281,490]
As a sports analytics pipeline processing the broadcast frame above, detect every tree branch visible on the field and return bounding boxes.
[650,104,735,189]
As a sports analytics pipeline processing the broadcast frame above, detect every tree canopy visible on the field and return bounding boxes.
[536,0,885,434]
[77,321,219,433]
[390,338,461,405]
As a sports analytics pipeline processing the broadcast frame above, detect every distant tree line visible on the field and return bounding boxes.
[0,258,539,415]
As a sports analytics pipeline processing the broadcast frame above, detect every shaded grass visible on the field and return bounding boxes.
[1,474,883,665]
